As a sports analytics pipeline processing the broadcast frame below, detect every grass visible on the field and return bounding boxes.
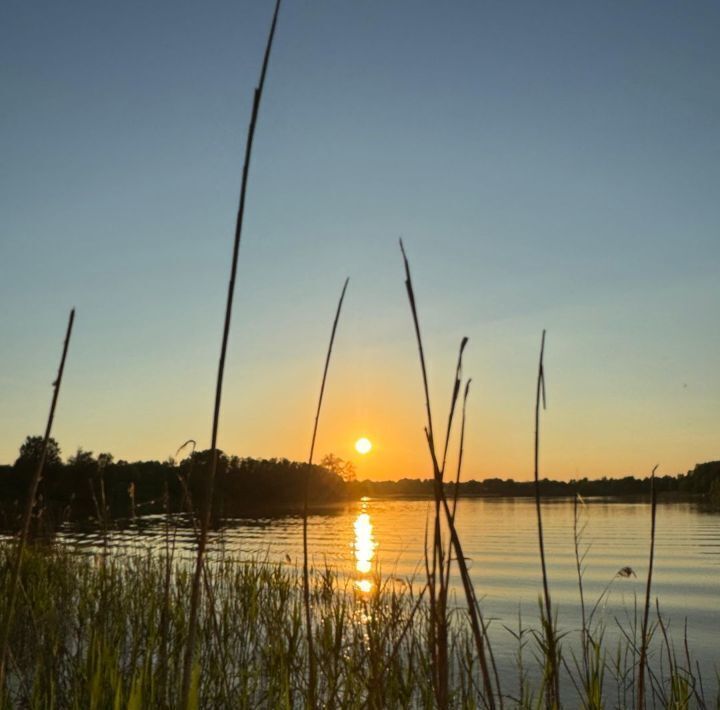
[532,330,560,709]
[0,545,432,709]
[637,466,658,710]
[0,308,75,692]
[0,540,716,709]
[302,276,350,709]
[181,1,281,707]
[400,239,499,709]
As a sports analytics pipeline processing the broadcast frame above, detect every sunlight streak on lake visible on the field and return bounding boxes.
[353,498,377,592]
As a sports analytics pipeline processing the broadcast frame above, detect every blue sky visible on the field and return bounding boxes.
[1,0,718,479]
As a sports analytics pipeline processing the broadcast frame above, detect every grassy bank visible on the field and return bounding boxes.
[0,542,715,709]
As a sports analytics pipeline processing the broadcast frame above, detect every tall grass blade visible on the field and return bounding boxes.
[179,2,282,707]
[444,378,472,597]
[637,465,658,710]
[533,329,560,708]
[0,307,75,693]
[303,277,349,709]
[399,239,498,709]
[449,379,471,528]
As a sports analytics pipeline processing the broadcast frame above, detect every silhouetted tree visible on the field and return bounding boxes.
[320,453,356,482]
[67,448,96,469]
[10,436,63,502]
[14,435,62,471]
[680,461,720,494]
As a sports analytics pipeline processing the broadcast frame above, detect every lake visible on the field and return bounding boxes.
[53,496,720,695]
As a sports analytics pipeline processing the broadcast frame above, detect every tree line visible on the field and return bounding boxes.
[0,436,718,529]
[347,462,720,500]
[0,436,350,527]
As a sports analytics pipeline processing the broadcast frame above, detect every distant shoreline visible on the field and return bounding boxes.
[348,490,705,502]
[1,451,717,527]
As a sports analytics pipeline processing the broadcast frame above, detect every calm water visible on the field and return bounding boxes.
[55,496,720,691]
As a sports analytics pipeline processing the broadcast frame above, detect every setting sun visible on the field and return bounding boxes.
[354,437,372,455]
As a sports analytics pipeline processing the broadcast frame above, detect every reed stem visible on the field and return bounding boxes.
[302,277,349,709]
[637,465,658,710]
[533,329,559,708]
[399,240,498,709]
[179,2,282,707]
[573,494,590,688]
[0,307,75,693]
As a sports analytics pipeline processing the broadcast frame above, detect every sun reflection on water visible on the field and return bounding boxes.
[356,578,373,594]
[353,498,377,593]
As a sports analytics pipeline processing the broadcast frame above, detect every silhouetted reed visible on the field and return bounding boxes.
[302,277,349,709]
[568,494,608,709]
[180,1,282,707]
[399,239,499,709]
[0,308,75,693]
[532,329,561,708]
[637,465,658,709]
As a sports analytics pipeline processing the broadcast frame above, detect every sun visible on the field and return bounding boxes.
[354,437,372,455]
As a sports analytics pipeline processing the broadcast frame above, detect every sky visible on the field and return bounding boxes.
[1,0,718,481]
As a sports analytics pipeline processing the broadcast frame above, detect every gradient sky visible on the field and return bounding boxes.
[2,0,718,480]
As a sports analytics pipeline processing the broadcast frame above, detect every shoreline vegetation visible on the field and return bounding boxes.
[0,542,717,709]
[0,439,718,525]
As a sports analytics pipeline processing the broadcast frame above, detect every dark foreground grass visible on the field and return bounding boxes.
[0,543,715,710]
